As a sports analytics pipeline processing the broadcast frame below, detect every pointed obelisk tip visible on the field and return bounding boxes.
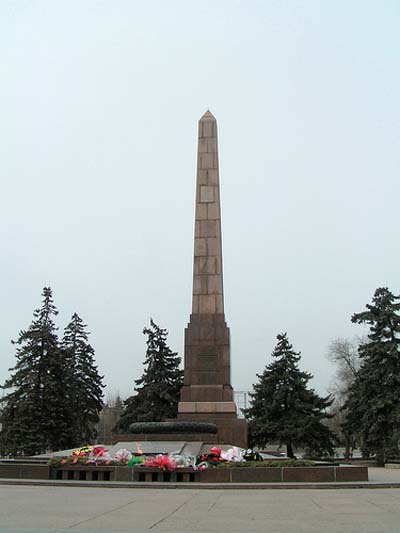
[200,109,216,121]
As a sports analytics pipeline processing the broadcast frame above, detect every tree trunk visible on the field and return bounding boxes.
[286,441,294,458]
[361,446,370,460]
[344,432,351,461]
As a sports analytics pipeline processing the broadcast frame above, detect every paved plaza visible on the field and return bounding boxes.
[1,469,400,532]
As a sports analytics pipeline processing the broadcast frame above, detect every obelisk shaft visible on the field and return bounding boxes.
[192,111,224,315]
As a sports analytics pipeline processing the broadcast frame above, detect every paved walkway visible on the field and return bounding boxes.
[368,466,400,483]
[1,469,400,532]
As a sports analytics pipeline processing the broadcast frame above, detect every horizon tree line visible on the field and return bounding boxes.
[1,285,399,462]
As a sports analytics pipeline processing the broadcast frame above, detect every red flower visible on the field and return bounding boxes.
[210,447,222,456]
[145,455,177,472]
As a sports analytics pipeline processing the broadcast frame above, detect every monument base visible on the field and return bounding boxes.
[176,412,247,448]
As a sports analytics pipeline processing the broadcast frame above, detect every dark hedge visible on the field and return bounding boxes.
[219,459,315,468]
[128,421,218,434]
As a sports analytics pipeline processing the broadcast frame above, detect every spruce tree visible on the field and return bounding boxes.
[343,287,400,462]
[0,288,69,455]
[244,333,335,458]
[61,313,105,445]
[116,319,183,432]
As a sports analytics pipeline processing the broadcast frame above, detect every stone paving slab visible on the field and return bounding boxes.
[2,484,400,532]
[2,478,400,490]
[1,468,400,533]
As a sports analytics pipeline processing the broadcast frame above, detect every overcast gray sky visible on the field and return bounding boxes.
[1,0,399,400]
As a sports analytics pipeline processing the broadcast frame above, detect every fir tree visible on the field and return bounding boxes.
[0,288,69,455]
[244,333,335,458]
[116,319,183,432]
[61,313,105,445]
[343,287,400,462]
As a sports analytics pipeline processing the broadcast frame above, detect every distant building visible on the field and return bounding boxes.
[234,391,251,419]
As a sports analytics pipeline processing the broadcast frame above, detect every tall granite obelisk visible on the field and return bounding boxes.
[178,111,247,447]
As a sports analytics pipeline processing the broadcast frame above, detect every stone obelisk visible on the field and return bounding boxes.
[178,111,247,447]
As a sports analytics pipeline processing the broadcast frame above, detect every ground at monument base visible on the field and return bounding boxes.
[2,473,400,532]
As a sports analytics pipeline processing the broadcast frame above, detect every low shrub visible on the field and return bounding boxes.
[128,421,218,434]
[219,459,315,468]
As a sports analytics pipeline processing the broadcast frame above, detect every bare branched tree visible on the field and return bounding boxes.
[326,337,363,459]
[96,390,124,441]
[327,337,361,396]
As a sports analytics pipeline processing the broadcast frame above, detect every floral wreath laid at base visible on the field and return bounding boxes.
[48,445,315,472]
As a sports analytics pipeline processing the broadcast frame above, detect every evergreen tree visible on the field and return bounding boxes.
[0,288,69,455]
[61,313,104,445]
[343,287,400,462]
[244,333,335,458]
[116,319,183,432]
